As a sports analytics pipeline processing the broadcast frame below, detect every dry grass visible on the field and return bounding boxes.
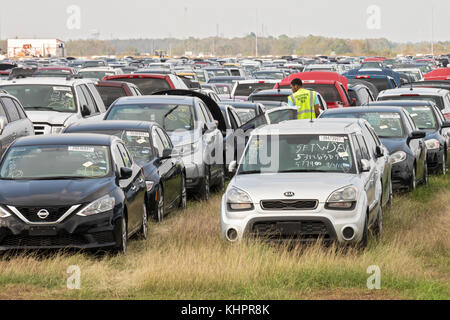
[0,176,448,300]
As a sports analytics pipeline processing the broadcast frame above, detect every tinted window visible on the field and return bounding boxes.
[117,144,133,167]
[153,129,165,157]
[112,145,125,169]
[12,99,27,119]
[108,77,171,95]
[80,85,98,115]
[2,98,20,122]
[96,85,126,108]
[0,103,7,121]
[356,135,370,160]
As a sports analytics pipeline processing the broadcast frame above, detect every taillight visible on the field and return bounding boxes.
[443,113,450,120]
[356,76,370,79]
[401,94,419,97]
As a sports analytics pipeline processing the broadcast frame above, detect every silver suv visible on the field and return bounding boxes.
[0,77,107,135]
[222,119,384,247]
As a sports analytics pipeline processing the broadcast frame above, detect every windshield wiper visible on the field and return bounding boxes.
[163,105,181,129]
[28,176,90,181]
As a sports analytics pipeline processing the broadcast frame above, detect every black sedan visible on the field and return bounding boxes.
[0,134,147,253]
[64,121,186,222]
[368,100,450,174]
[320,107,428,191]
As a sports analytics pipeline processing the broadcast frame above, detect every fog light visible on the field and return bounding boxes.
[342,227,355,241]
[227,228,238,242]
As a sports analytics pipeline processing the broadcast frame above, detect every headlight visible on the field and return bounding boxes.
[227,187,253,211]
[389,151,407,164]
[326,186,358,210]
[176,141,200,156]
[425,139,440,150]
[145,181,155,192]
[77,195,115,217]
[51,126,64,134]
[0,206,11,218]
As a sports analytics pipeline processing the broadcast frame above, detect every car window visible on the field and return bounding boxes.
[197,103,208,123]
[12,99,27,119]
[268,109,297,124]
[230,109,242,127]
[152,129,165,157]
[156,127,172,149]
[356,135,370,160]
[86,83,105,112]
[96,85,126,108]
[351,135,362,162]
[228,109,238,129]
[117,143,133,167]
[112,145,126,169]
[80,85,98,115]
[403,112,416,132]
[0,102,8,121]
[1,97,20,122]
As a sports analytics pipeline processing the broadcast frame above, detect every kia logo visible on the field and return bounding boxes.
[284,192,295,198]
[37,209,50,220]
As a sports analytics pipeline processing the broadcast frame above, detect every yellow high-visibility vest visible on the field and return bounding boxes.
[288,88,316,120]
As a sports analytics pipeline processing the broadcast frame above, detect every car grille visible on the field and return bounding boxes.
[15,206,72,223]
[33,123,50,135]
[251,221,331,240]
[1,235,89,247]
[260,200,318,211]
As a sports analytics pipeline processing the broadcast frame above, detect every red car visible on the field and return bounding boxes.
[105,74,188,95]
[424,68,450,81]
[95,81,142,109]
[274,71,352,108]
[363,57,386,62]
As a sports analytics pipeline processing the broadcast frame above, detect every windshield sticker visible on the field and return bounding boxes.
[379,125,388,129]
[137,138,147,144]
[380,114,400,119]
[68,146,95,153]
[53,86,71,91]
[412,107,429,111]
[319,136,345,143]
[83,161,94,168]
[338,152,349,158]
[410,113,418,117]
[126,131,150,138]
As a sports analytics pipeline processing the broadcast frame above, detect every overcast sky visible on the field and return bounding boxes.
[0,0,448,43]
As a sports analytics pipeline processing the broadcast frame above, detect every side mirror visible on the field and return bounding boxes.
[161,148,173,159]
[441,121,450,129]
[0,116,6,135]
[375,146,384,158]
[81,105,91,117]
[228,160,237,173]
[409,130,426,141]
[360,159,371,173]
[120,167,133,180]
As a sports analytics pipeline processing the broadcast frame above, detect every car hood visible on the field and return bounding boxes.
[25,111,75,126]
[231,172,360,203]
[379,137,407,154]
[0,177,115,206]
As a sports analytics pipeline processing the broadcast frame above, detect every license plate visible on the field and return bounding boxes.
[29,226,57,236]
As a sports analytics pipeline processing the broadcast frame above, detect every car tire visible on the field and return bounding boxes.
[373,206,383,239]
[200,166,211,201]
[440,153,447,175]
[114,216,128,255]
[156,185,165,222]
[409,166,416,192]
[359,214,369,250]
[180,173,187,210]
[137,204,148,240]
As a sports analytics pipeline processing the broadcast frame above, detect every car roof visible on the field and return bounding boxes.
[65,120,156,132]
[0,77,95,86]
[379,87,448,96]
[323,106,405,114]
[13,134,118,147]
[113,95,196,105]
[250,89,292,96]
[253,119,362,135]
[369,100,435,107]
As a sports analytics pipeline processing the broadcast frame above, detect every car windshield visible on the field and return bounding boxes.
[0,85,77,113]
[361,78,391,92]
[304,84,341,102]
[0,145,111,180]
[235,108,256,123]
[234,82,276,97]
[239,134,356,174]
[402,106,437,130]
[82,130,154,164]
[322,112,404,138]
[379,95,444,110]
[106,104,194,132]
[108,77,171,95]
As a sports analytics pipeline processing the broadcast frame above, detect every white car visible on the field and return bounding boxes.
[0,77,107,135]
[221,119,384,247]
[78,67,123,81]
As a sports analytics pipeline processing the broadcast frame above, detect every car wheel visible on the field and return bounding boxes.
[409,167,416,192]
[156,185,165,222]
[359,214,369,249]
[200,166,210,201]
[373,206,383,239]
[115,216,128,255]
[137,204,148,240]
[180,173,187,210]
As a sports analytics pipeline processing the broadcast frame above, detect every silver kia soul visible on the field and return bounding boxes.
[221,119,384,247]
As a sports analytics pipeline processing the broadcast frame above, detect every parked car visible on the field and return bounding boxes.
[222,119,384,247]
[377,87,450,119]
[0,91,34,157]
[253,70,287,80]
[95,81,142,109]
[320,107,428,191]
[0,77,107,135]
[0,134,147,253]
[64,121,186,221]
[344,68,400,92]
[219,104,243,176]
[368,100,450,174]
[221,101,266,124]
[104,74,188,95]
[207,76,246,85]
[424,68,450,81]
[33,67,78,78]
[104,95,225,200]
[231,80,279,101]
[348,83,375,106]
[78,67,123,81]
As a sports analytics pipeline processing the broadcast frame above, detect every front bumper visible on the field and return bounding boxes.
[220,197,366,244]
[0,208,121,251]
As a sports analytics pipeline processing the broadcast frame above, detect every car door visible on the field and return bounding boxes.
[435,106,450,165]
[266,109,297,125]
[404,112,425,178]
[199,101,222,181]
[0,100,14,158]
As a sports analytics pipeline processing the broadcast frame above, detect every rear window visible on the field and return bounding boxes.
[251,95,288,103]
[360,78,391,92]
[96,85,127,108]
[378,95,444,110]
[234,82,276,97]
[303,84,341,102]
[108,77,171,95]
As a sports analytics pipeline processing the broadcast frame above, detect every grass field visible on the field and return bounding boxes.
[0,175,448,300]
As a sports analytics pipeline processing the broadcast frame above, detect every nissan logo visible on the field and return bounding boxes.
[37,209,50,220]
[284,192,295,198]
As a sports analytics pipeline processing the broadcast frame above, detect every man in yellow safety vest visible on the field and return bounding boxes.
[288,78,321,119]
